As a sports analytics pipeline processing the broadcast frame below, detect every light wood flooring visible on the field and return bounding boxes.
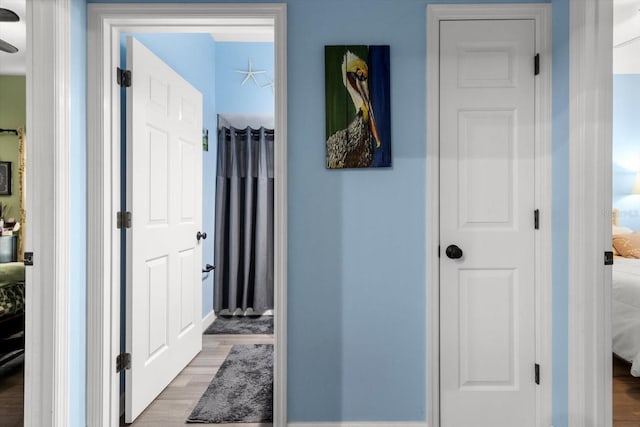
[123,333,274,427]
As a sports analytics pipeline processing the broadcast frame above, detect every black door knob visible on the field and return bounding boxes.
[196,231,207,241]
[445,244,463,259]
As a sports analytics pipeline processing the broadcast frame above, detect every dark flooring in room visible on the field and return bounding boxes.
[0,354,24,427]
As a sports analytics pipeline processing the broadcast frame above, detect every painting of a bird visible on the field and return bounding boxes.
[325,45,391,169]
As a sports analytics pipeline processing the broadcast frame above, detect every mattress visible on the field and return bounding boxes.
[0,262,25,318]
[612,256,640,376]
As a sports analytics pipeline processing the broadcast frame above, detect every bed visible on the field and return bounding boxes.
[0,262,25,365]
[612,209,640,376]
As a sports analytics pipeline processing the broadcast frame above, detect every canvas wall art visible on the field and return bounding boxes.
[325,45,391,169]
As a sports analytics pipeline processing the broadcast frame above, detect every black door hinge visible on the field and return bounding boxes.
[116,353,131,373]
[438,245,440,258]
[534,209,540,230]
[604,251,614,266]
[535,363,540,385]
[117,211,132,229]
[534,54,540,76]
[23,252,33,266]
[117,67,132,87]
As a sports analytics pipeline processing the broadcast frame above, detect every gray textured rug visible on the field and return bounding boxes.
[204,315,273,335]
[187,344,273,423]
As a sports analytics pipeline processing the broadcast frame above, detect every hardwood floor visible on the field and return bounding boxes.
[0,353,24,427]
[124,334,274,427]
[614,355,640,426]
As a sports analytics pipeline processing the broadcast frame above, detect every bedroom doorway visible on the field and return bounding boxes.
[0,0,27,425]
[86,4,287,426]
[610,0,640,424]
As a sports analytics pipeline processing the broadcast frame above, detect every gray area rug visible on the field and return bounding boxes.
[205,315,273,335]
[187,344,273,423]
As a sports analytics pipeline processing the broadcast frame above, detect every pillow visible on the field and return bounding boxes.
[612,232,640,258]
[613,224,633,235]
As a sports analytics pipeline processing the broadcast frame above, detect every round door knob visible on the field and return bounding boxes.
[445,244,463,259]
[196,231,207,241]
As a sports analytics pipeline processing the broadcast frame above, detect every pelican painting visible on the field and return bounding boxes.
[325,45,391,168]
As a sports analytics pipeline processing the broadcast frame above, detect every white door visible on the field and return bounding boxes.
[439,20,536,427]
[125,37,203,423]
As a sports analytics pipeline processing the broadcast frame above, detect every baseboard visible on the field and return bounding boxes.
[288,422,428,427]
[202,310,216,332]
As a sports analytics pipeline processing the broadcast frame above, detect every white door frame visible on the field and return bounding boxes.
[426,5,552,427]
[86,4,287,426]
[25,0,71,426]
[567,1,613,426]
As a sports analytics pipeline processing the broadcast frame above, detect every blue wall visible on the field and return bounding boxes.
[79,0,569,425]
[612,74,640,230]
[216,42,274,113]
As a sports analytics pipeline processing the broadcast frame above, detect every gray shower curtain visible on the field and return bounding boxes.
[214,125,274,313]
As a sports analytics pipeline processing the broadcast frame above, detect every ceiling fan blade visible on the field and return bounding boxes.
[0,38,18,54]
[0,8,19,22]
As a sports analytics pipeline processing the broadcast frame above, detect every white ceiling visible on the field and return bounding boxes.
[0,0,26,75]
[614,0,640,74]
[0,1,634,75]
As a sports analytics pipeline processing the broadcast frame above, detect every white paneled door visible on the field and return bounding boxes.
[439,20,537,427]
[125,37,203,423]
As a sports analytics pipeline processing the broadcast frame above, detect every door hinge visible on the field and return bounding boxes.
[23,252,33,266]
[117,211,132,229]
[117,67,132,87]
[534,209,540,230]
[438,245,440,258]
[604,251,614,266]
[534,54,540,76]
[116,353,131,373]
[535,363,540,385]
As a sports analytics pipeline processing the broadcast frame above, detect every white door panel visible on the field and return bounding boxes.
[440,20,536,427]
[126,37,203,423]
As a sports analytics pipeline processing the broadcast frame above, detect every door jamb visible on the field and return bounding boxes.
[25,0,71,425]
[86,4,288,426]
[425,5,552,427]
[567,1,613,426]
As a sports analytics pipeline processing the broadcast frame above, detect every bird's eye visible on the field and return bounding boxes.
[355,69,366,81]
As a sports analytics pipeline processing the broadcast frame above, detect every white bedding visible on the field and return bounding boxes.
[612,256,640,376]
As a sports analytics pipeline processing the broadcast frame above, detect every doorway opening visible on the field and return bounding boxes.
[87,4,287,426]
[0,0,27,424]
[610,1,640,424]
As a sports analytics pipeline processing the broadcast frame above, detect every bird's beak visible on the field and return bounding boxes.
[356,79,381,148]
[367,100,381,148]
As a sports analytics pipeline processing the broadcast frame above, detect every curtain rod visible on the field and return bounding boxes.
[0,129,18,135]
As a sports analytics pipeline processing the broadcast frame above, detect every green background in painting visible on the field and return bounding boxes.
[324,45,369,141]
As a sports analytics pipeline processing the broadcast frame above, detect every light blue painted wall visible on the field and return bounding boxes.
[612,74,640,230]
[215,42,274,113]
[122,33,218,316]
[69,0,87,425]
[76,0,569,425]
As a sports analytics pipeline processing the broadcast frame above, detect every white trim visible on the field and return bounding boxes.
[425,5,552,427]
[86,4,287,426]
[24,0,71,426]
[567,1,613,426]
[288,423,428,427]
[201,310,216,333]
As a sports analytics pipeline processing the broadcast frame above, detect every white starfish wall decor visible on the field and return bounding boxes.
[235,59,266,87]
